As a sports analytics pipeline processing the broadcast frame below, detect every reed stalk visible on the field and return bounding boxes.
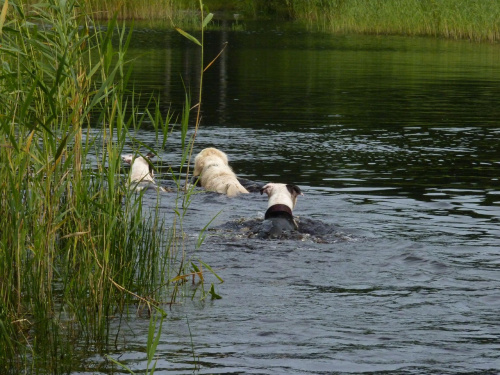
[0,0,219,372]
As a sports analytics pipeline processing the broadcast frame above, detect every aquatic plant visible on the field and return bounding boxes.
[165,0,225,303]
[0,0,220,372]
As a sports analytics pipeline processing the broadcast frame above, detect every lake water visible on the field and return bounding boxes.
[92,21,500,374]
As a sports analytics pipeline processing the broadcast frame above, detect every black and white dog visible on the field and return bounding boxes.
[260,183,303,238]
[121,152,167,192]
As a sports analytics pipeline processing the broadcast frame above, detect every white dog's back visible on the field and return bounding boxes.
[193,147,249,197]
[122,154,154,183]
[226,181,248,197]
[122,153,167,192]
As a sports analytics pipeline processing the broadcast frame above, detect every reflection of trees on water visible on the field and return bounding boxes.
[126,26,499,208]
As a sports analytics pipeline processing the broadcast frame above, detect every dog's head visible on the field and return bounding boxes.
[260,183,303,209]
[193,147,229,176]
[122,153,155,182]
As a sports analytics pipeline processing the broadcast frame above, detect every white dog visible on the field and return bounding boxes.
[260,183,303,234]
[122,152,167,192]
[193,147,249,197]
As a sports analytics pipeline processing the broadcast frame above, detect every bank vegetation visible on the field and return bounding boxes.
[290,0,500,42]
[22,0,496,42]
[1,0,216,372]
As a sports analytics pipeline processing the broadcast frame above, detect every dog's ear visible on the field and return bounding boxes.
[286,184,303,197]
[260,184,271,196]
[140,154,155,175]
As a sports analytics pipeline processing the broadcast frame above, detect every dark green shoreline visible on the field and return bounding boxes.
[62,0,500,42]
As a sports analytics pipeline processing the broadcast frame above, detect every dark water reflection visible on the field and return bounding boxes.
[91,23,500,374]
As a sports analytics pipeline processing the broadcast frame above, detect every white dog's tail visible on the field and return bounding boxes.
[226,183,249,197]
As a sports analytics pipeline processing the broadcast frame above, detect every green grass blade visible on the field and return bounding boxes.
[202,13,213,28]
[199,260,224,283]
[209,284,222,300]
[175,27,201,46]
[104,355,136,374]
[196,210,222,250]
[0,0,8,38]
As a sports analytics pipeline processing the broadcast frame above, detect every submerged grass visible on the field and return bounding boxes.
[0,0,219,372]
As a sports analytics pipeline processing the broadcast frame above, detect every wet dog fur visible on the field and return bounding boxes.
[259,183,303,238]
[122,152,167,192]
[193,147,249,197]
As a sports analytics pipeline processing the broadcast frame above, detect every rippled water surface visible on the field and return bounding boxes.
[90,22,500,374]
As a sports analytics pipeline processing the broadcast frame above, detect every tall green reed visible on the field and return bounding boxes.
[164,0,226,305]
[101,1,223,371]
[0,0,219,372]
[21,0,195,22]
[290,0,500,42]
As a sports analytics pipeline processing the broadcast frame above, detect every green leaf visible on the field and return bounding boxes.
[191,262,200,273]
[209,284,222,300]
[202,13,214,28]
[199,260,224,283]
[0,0,8,38]
[196,210,222,250]
[54,132,70,165]
[180,92,190,151]
[104,355,135,374]
[175,27,201,46]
